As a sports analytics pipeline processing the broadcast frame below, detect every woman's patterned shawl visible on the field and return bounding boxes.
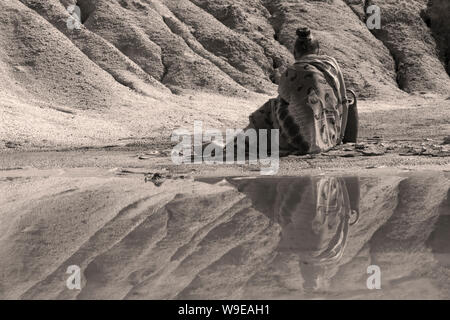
[248,54,349,154]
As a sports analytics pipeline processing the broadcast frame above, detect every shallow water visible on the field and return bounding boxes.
[0,169,449,299]
[193,174,450,299]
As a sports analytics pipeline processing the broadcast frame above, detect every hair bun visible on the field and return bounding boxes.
[296,27,312,39]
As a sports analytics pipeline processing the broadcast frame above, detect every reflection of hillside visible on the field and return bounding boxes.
[0,170,448,299]
[330,175,450,299]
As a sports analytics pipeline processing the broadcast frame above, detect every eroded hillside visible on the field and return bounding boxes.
[0,0,449,150]
[1,0,449,103]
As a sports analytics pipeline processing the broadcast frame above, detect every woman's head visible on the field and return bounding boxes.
[294,27,320,58]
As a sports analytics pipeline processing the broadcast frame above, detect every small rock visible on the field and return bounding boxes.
[144,150,160,156]
[5,141,20,148]
[366,165,386,169]
[340,153,358,158]
[359,145,386,156]
[443,136,450,145]
[145,173,166,187]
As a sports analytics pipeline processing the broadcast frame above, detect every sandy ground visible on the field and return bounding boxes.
[1,93,448,175]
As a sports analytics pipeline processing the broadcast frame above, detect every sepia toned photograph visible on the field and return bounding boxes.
[0,0,449,305]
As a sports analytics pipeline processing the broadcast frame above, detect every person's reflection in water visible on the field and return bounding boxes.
[227,176,360,293]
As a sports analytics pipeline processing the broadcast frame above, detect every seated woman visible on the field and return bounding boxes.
[247,27,358,155]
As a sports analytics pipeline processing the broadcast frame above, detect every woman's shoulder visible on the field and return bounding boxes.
[294,54,338,65]
[312,54,339,64]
